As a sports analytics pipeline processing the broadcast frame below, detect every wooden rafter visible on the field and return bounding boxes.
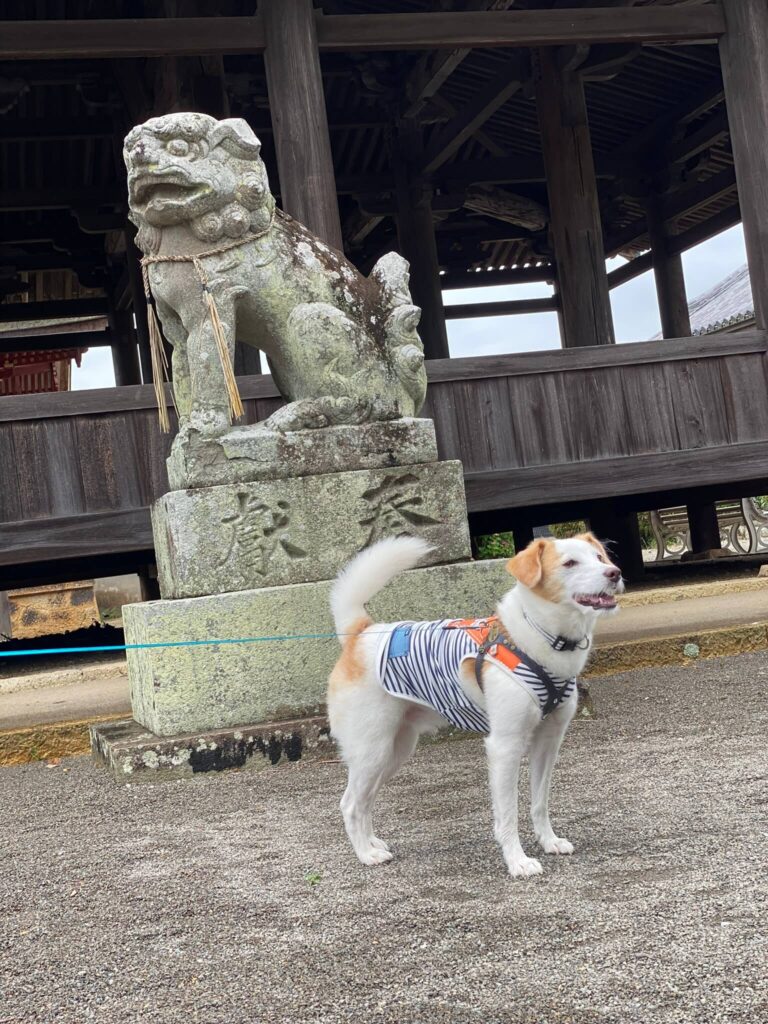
[421,56,526,174]
[402,0,518,118]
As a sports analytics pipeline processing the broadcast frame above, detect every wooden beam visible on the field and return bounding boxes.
[421,57,525,175]
[444,296,557,319]
[314,8,726,51]
[607,252,652,289]
[536,48,614,347]
[0,298,109,323]
[262,0,343,250]
[719,0,768,329]
[0,331,109,353]
[0,8,725,61]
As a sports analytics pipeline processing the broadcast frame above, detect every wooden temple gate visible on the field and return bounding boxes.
[1,0,767,586]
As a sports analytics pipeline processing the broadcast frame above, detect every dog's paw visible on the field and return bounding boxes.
[370,835,391,853]
[357,846,394,866]
[505,854,543,879]
[539,836,574,856]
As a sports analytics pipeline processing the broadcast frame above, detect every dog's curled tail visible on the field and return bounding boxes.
[330,536,433,639]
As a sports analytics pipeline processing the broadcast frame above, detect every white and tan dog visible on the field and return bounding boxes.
[327,533,623,879]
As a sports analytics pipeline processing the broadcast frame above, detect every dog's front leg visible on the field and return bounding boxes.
[529,698,578,856]
[485,717,542,879]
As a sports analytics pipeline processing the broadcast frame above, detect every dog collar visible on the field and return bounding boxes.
[522,611,589,652]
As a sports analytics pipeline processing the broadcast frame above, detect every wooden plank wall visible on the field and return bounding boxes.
[1,331,767,570]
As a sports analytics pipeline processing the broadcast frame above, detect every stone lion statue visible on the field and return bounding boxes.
[124,112,427,437]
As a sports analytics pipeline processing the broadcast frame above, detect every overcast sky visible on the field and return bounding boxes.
[71,222,748,390]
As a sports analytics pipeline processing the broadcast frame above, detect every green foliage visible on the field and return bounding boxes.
[303,869,323,887]
[474,532,515,560]
[474,512,658,559]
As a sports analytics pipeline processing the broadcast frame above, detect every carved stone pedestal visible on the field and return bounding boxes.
[153,460,471,598]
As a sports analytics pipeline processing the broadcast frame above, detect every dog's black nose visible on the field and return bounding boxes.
[605,566,621,583]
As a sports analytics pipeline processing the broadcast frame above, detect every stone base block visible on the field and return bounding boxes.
[167,417,438,490]
[153,460,471,598]
[124,558,510,736]
[90,715,333,782]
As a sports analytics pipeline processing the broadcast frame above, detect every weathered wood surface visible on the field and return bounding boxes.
[0,9,726,61]
[720,0,768,328]
[536,49,614,348]
[2,333,768,573]
[262,0,343,250]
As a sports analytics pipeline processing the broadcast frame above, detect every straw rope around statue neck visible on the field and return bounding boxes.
[139,206,276,432]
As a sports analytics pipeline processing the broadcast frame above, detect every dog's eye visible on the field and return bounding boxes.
[167,138,190,157]
[563,559,578,568]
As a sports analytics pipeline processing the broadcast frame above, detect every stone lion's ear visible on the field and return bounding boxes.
[209,118,262,159]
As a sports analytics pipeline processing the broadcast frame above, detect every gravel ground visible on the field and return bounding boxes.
[1,652,766,1024]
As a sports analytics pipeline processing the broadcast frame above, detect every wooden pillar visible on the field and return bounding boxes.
[262,0,343,250]
[108,303,141,387]
[512,522,535,554]
[588,505,645,583]
[719,0,768,329]
[535,49,615,348]
[124,228,153,384]
[646,194,722,554]
[393,122,450,360]
[645,195,691,339]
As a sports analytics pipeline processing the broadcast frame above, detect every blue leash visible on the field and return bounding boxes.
[0,628,397,659]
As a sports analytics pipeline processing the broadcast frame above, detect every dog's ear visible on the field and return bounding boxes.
[578,531,609,559]
[507,538,548,588]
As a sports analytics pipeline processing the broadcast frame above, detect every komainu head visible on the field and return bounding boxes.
[124,112,274,253]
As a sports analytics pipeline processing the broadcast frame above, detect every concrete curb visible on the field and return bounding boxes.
[3,619,768,768]
[587,621,768,676]
[0,658,127,697]
[620,575,768,608]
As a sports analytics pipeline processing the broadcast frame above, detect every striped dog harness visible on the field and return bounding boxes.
[375,616,576,734]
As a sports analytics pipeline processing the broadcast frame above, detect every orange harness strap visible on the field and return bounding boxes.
[444,616,521,688]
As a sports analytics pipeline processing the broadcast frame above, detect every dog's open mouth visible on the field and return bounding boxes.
[575,592,618,610]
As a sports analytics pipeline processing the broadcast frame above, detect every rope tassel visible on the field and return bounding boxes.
[142,265,171,433]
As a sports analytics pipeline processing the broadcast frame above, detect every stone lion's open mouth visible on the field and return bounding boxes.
[130,173,201,205]
[575,592,618,610]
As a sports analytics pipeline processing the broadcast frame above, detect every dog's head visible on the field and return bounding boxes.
[507,533,624,616]
[124,112,274,251]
